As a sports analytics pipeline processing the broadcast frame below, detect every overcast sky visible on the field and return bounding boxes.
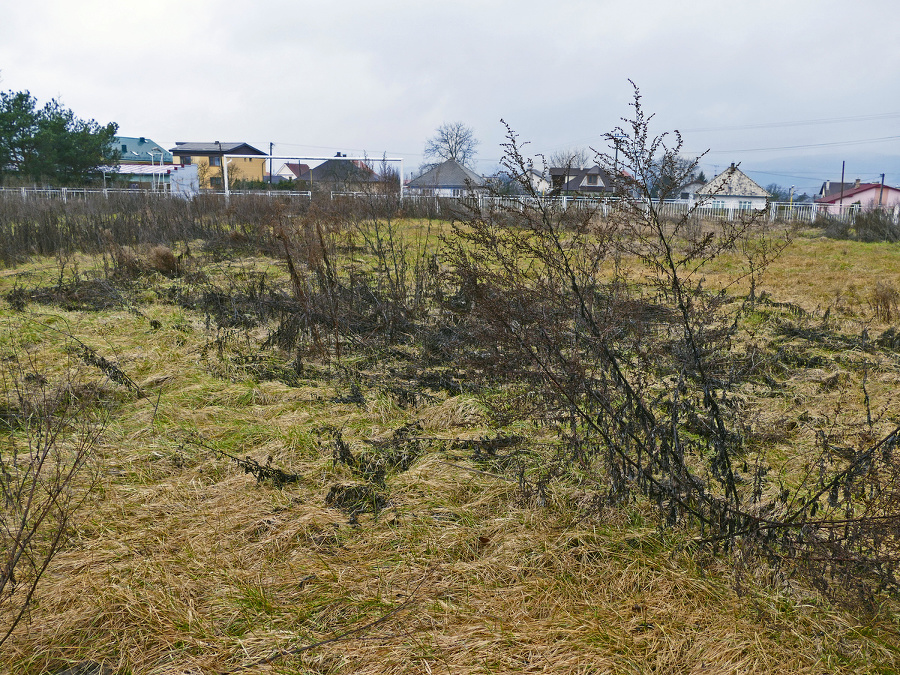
[2,0,899,194]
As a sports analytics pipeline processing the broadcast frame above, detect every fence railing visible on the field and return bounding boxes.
[0,187,314,202]
[1,186,896,224]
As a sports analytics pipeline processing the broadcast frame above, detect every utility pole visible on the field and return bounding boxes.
[839,161,845,211]
[879,173,885,206]
[269,142,274,185]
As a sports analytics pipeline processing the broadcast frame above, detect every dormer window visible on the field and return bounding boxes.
[586,174,599,186]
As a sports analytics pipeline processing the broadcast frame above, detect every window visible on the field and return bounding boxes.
[210,176,223,188]
[121,144,128,153]
[680,192,689,200]
[738,200,752,210]
[182,156,192,165]
[209,156,222,167]
[586,174,599,186]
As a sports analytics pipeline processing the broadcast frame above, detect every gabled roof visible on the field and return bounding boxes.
[276,162,311,179]
[408,159,485,189]
[696,164,769,198]
[680,178,706,191]
[814,183,898,204]
[298,158,376,182]
[549,165,614,194]
[170,142,266,156]
[817,181,858,199]
[115,136,173,163]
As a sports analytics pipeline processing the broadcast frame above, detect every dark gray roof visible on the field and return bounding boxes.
[696,164,769,198]
[549,165,614,194]
[408,159,485,189]
[297,159,376,182]
[818,181,858,199]
[170,142,265,156]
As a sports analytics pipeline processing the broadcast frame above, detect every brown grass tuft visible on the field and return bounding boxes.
[870,280,900,322]
[147,245,179,276]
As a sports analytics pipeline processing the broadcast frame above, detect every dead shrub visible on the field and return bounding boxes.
[870,280,900,322]
[110,244,141,277]
[813,213,851,239]
[0,350,104,646]
[855,208,900,243]
[147,245,179,275]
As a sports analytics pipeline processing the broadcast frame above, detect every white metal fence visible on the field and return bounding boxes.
[1,186,895,224]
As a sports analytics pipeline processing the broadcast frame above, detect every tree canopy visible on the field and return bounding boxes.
[765,183,812,203]
[0,91,118,185]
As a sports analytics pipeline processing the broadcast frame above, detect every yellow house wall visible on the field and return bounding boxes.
[171,154,266,188]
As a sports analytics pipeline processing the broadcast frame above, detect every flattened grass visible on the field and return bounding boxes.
[1,229,900,673]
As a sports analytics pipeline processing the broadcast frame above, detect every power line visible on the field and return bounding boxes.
[692,134,900,155]
[682,111,900,133]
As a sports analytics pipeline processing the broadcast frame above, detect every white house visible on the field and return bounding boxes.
[273,162,310,182]
[695,164,769,210]
[522,167,551,195]
[407,159,486,197]
[674,176,707,204]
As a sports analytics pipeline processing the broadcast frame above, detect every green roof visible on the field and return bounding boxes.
[115,136,173,163]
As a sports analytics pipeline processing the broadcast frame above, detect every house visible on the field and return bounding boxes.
[817,180,859,201]
[549,165,615,196]
[674,175,707,204]
[522,167,551,195]
[114,136,173,164]
[695,163,769,210]
[296,154,378,191]
[407,159,486,197]
[169,142,267,189]
[102,163,198,195]
[814,179,900,214]
[272,162,311,182]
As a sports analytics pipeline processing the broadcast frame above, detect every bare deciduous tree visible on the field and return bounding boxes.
[548,147,591,170]
[423,122,479,169]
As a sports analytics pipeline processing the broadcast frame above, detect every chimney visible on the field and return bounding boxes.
[854,178,861,188]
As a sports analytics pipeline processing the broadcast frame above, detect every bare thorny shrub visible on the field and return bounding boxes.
[268,198,440,363]
[441,84,900,608]
[0,347,105,646]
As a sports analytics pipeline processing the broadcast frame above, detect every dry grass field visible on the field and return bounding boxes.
[1,204,900,674]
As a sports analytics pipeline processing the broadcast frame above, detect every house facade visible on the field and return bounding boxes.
[674,177,707,204]
[814,180,900,214]
[102,163,198,195]
[272,162,311,182]
[549,165,615,196]
[695,164,769,210]
[169,142,266,188]
[522,168,551,195]
[407,159,485,197]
